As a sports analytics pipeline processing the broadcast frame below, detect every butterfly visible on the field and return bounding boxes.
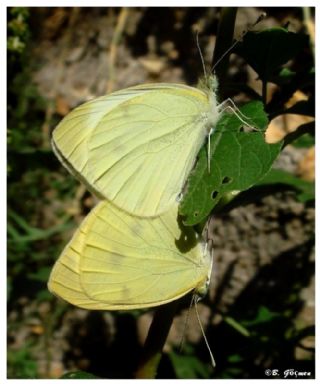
[48,201,212,310]
[52,76,225,217]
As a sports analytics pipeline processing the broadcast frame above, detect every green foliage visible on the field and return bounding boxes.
[240,306,281,327]
[257,169,314,203]
[8,209,73,244]
[292,132,314,148]
[60,371,99,379]
[7,7,47,153]
[224,316,251,337]
[7,5,76,304]
[7,4,77,302]
[7,8,30,56]
[7,201,75,303]
[7,7,81,380]
[180,102,282,225]
[214,304,314,379]
[169,347,212,379]
[7,342,38,379]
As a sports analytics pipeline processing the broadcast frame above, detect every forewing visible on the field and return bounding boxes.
[52,84,209,216]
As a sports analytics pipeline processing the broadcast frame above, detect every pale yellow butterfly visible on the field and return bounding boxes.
[52,76,223,217]
[48,201,212,310]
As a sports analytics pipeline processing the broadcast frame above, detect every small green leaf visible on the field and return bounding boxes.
[169,351,211,379]
[60,371,99,379]
[292,133,315,148]
[277,67,297,83]
[242,306,280,327]
[224,316,250,337]
[7,209,73,243]
[180,101,282,225]
[36,289,53,301]
[257,168,314,203]
[227,354,243,363]
[283,121,315,147]
[27,267,51,282]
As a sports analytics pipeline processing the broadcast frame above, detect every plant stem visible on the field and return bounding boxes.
[107,7,130,93]
[262,79,267,105]
[212,7,237,100]
[135,300,179,378]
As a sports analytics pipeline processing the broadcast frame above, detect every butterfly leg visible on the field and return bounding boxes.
[217,103,258,132]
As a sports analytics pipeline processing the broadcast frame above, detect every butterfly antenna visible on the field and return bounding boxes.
[196,30,207,83]
[194,296,216,368]
[211,12,266,74]
[179,295,195,352]
[211,38,240,74]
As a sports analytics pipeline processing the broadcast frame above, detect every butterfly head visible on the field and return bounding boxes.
[198,74,219,95]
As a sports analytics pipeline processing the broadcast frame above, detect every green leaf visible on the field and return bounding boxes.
[283,122,314,147]
[292,133,315,148]
[27,266,51,282]
[236,27,309,82]
[7,342,38,378]
[227,354,244,363]
[257,168,314,203]
[224,316,250,337]
[276,67,297,84]
[7,209,73,243]
[36,289,54,302]
[242,306,280,327]
[180,101,282,225]
[60,371,99,379]
[169,351,211,379]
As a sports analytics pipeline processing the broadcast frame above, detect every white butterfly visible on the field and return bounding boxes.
[52,76,228,217]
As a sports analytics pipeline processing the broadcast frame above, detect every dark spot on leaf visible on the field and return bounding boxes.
[194,211,199,217]
[211,191,218,199]
[222,176,232,184]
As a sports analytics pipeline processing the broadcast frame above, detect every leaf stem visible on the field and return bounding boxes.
[135,300,179,378]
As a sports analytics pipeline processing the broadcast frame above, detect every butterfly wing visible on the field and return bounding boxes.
[52,83,211,216]
[48,201,211,310]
